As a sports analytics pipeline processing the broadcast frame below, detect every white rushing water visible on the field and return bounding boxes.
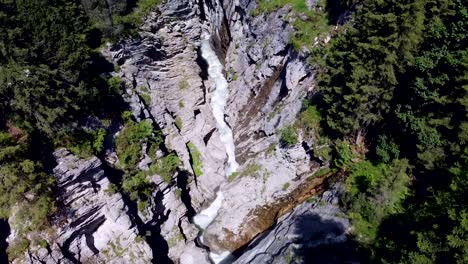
[192,35,239,264]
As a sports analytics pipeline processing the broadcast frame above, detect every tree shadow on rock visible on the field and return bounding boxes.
[291,213,369,264]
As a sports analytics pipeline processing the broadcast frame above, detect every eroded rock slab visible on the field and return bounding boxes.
[9,149,152,264]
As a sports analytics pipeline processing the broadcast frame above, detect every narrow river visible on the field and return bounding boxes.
[192,34,239,264]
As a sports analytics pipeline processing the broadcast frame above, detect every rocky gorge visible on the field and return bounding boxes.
[4,0,351,263]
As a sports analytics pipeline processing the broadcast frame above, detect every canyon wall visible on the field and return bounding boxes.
[7,0,346,263]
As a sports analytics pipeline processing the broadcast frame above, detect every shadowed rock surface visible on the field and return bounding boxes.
[233,185,358,264]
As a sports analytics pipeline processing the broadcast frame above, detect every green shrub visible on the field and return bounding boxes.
[105,183,119,195]
[298,105,322,134]
[107,76,124,92]
[122,171,153,201]
[332,139,355,168]
[153,153,180,183]
[58,128,107,157]
[280,125,298,146]
[112,0,161,31]
[116,119,162,171]
[345,159,410,241]
[282,182,290,191]
[375,135,400,163]
[137,200,148,213]
[187,142,203,177]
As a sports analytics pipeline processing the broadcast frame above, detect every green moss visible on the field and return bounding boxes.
[282,182,290,191]
[35,239,48,248]
[187,142,203,177]
[168,230,184,247]
[175,116,183,130]
[140,93,152,106]
[178,100,185,108]
[228,172,240,182]
[178,79,189,90]
[175,188,182,199]
[135,235,145,243]
[148,143,158,161]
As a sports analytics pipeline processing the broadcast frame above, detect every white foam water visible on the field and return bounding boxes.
[192,35,239,264]
[200,37,239,175]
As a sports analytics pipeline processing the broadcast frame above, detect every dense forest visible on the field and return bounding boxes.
[312,0,467,262]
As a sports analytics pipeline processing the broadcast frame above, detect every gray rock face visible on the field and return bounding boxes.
[9,149,152,264]
[233,185,351,264]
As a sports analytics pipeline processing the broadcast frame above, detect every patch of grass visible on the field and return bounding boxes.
[241,163,262,177]
[228,172,240,182]
[175,188,182,199]
[307,196,317,203]
[298,105,322,137]
[178,100,185,108]
[140,93,152,106]
[168,230,184,247]
[282,182,290,191]
[187,142,203,177]
[135,235,145,243]
[175,116,183,130]
[265,143,277,156]
[35,239,48,248]
[309,167,333,180]
[280,125,298,147]
[252,0,331,51]
[7,237,30,260]
[105,183,119,195]
[178,79,189,90]
[148,143,158,161]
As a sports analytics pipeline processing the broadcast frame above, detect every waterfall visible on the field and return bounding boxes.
[192,35,238,264]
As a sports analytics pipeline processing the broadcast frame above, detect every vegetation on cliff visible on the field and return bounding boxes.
[0,0,161,258]
[301,0,467,262]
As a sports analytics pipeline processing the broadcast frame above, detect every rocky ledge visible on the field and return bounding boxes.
[8,149,152,264]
